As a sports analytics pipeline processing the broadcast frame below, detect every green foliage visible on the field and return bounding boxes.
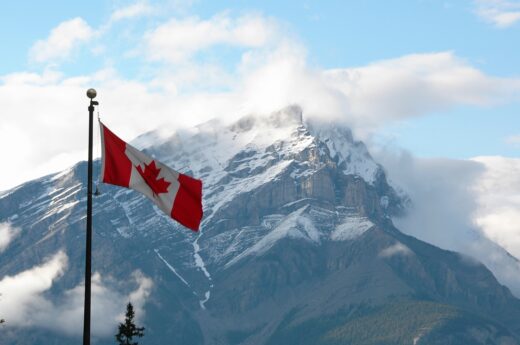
[267,300,463,345]
[323,301,459,345]
[115,302,145,345]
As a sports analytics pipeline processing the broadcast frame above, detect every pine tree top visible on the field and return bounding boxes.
[115,302,145,345]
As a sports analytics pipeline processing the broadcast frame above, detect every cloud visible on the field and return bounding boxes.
[234,50,520,141]
[375,149,520,295]
[30,18,95,63]
[0,222,20,253]
[4,13,520,192]
[233,50,520,138]
[505,134,520,146]
[4,6,520,310]
[0,251,152,336]
[110,2,154,22]
[322,52,520,134]
[0,251,68,327]
[35,271,153,337]
[379,242,413,258]
[145,13,278,63]
[2,47,520,191]
[472,156,520,257]
[377,152,484,252]
[474,0,520,27]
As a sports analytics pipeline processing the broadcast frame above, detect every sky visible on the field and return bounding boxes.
[1,0,520,335]
[0,0,519,192]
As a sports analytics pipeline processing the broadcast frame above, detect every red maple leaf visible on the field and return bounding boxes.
[136,160,171,196]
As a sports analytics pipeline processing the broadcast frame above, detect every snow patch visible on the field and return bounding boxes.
[199,290,210,309]
[115,226,132,238]
[308,123,380,184]
[193,235,213,309]
[154,249,191,287]
[227,206,321,266]
[380,196,389,209]
[50,167,73,181]
[193,237,211,280]
[331,217,374,241]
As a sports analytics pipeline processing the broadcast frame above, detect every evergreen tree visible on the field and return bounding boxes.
[115,302,144,345]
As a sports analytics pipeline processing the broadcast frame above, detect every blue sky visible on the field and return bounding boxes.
[3,1,520,328]
[3,1,520,75]
[0,0,519,190]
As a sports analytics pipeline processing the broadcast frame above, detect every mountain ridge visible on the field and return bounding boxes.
[0,105,519,344]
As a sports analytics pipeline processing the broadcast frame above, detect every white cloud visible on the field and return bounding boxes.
[322,52,520,135]
[0,251,152,336]
[110,2,154,22]
[35,271,152,336]
[235,50,520,141]
[145,13,278,63]
[0,223,20,253]
[376,150,520,295]
[3,7,520,312]
[472,156,520,257]
[505,134,520,146]
[475,0,520,27]
[378,152,484,252]
[0,251,68,327]
[2,48,520,191]
[379,242,413,258]
[30,18,95,63]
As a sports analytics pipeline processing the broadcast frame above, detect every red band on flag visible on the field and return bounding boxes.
[101,125,132,187]
[100,121,203,231]
[172,174,203,231]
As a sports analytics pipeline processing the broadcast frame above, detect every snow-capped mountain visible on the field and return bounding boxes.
[1,106,520,344]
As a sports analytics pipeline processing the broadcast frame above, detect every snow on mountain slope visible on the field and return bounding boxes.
[331,216,374,241]
[3,105,520,344]
[226,205,321,267]
[308,123,381,185]
[1,105,397,305]
[9,104,519,303]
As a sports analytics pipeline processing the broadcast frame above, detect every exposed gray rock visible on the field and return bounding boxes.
[0,106,518,344]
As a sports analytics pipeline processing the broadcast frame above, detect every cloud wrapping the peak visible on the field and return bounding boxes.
[2,46,520,191]
[233,50,520,139]
[30,18,95,63]
[3,12,520,192]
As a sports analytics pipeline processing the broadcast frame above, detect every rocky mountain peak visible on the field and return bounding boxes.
[2,106,519,344]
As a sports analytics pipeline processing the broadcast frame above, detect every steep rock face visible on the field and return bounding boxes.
[206,225,520,344]
[0,106,519,345]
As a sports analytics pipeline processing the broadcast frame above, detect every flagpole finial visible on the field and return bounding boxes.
[86,88,97,99]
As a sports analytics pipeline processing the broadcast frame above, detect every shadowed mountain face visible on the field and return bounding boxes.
[1,106,519,345]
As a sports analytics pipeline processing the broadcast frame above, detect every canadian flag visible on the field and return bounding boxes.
[99,122,203,231]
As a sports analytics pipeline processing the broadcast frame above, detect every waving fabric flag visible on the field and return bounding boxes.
[99,121,203,231]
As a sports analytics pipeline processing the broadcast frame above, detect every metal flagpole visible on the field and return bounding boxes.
[84,88,98,345]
